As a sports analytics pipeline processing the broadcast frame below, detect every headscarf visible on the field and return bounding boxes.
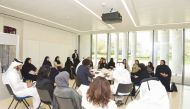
[42,56,52,67]
[55,71,69,87]
[126,79,169,109]
[54,56,61,64]
[21,57,36,76]
[2,58,23,84]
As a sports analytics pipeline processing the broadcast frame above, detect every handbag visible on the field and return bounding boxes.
[170,82,177,92]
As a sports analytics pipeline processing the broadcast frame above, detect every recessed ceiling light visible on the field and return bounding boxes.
[73,0,114,30]
[121,0,137,27]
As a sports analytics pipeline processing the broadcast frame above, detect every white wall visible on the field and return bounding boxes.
[22,21,78,68]
[0,15,78,100]
[80,34,91,59]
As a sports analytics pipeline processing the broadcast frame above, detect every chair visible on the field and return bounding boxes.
[36,88,52,109]
[72,75,82,89]
[72,75,76,88]
[5,84,31,109]
[113,83,133,104]
[55,96,75,109]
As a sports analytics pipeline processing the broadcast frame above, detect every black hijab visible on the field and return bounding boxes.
[21,57,37,76]
[54,56,61,64]
[42,56,52,67]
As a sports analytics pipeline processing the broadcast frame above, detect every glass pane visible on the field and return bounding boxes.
[184,29,190,85]
[169,29,183,84]
[92,34,96,65]
[128,32,135,67]
[110,33,117,61]
[136,31,153,65]
[96,33,107,66]
[118,33,124,62]
[156,29,183,84]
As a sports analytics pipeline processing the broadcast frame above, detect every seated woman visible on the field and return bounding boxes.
[82,76,117,109]
[98,58,107,69]
[131,63,150,85]
[125,78,169,109]
[131,60,141,73]
[122,59,130,71]
[64,57,74,79]
[53,71,82,109]
[146,61,154,77]
[21,57,37,81]
[54,56,63,71]
[36,65,54,99]
[49,66,59,83]
[42,56,52,67]
[107,58,115,69]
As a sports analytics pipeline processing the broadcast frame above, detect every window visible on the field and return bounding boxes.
[92,33,108,67]
[184,29,190,85]
[136,31,153,65]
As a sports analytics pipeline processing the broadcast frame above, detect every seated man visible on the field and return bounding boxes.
[125,77,169,109]
[111,64,132,106]
[111,63,132,94]
[76,59,94,86]
[2,59,40,109]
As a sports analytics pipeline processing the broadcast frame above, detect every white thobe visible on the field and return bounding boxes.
[111,66,132,94]
[3,69,40,109]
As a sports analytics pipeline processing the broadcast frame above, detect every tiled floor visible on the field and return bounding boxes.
[0,80,189,109]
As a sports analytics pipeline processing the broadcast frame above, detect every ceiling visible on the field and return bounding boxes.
[0,0,190,33]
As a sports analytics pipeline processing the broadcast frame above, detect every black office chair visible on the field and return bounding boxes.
[113,83,134,104]
[55,96,75,109]
[5,84,31,109]
[36,88,52,109]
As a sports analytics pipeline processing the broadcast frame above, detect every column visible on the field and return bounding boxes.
[153,30,158,68]
[131,31,137,64]
[122,32,129,60]
[158,30,169,64]
[170,29,183,76]
[107,34,111,63]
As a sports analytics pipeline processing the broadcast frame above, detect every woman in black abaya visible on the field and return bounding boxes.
[155,60,172,92]
[21,57,37,81]
[42,56,52,67]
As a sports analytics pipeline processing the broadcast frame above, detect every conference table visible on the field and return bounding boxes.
[91,68,114,81]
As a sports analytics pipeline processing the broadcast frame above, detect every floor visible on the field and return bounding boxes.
[0,80,189,109]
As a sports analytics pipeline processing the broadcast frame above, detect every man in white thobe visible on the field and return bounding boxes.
[125,78,169,109]
[2,59,40,109]
[111,63,132,94]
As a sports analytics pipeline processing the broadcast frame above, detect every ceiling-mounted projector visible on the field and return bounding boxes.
[101,11,122,24]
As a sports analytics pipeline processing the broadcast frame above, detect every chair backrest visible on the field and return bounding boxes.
[36,88,52,104]
[116,83,133,95]
[5,84,20,100]
[5,84,14,95]
[75,76,82,87]
[55,96,75,109]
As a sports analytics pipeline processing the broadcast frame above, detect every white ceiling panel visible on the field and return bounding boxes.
[0,0,190,33]
[132,0,190,26]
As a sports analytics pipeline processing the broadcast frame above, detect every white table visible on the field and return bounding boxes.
[91,68,114,81]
